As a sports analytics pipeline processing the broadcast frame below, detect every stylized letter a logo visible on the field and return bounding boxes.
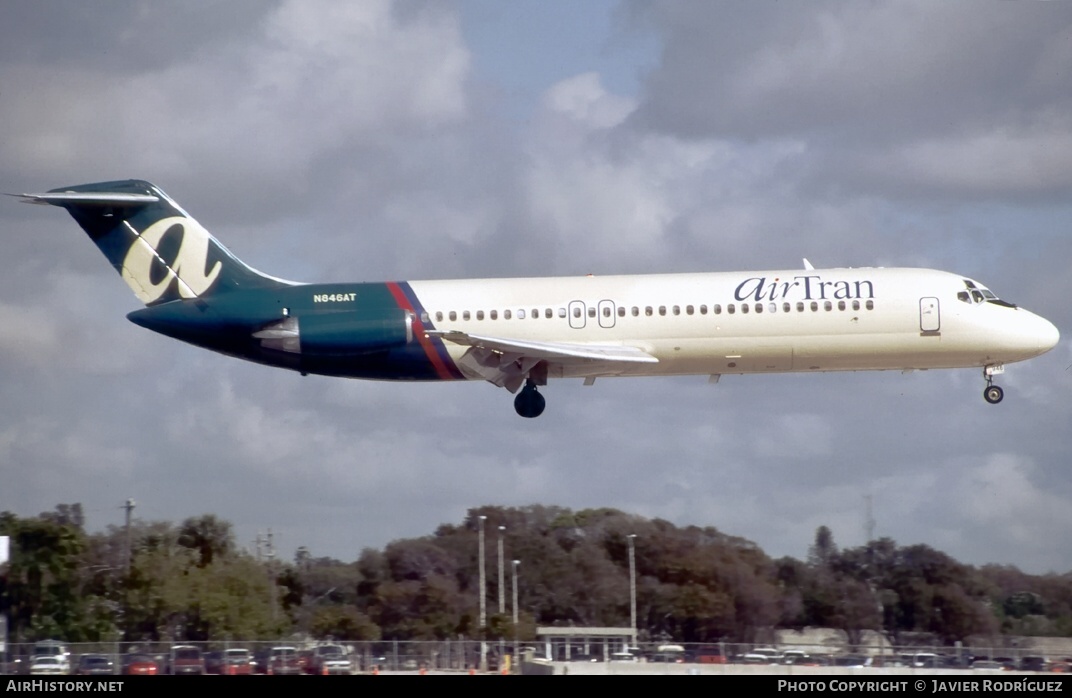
[121,217,222,304]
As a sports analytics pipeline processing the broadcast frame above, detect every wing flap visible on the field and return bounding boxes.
[427,330,658,364]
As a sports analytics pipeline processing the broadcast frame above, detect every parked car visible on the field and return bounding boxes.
[781,650,817,666]
[971,660,1005,672]
[255,646,301,675]
[167,645,205,675]
[31,640,70,674]
[206,648,253,675]
[75,654,115,676]
[30,657,67,675]
[1021,656,1047,672]
[306,645,353,675]
[122,654,159,675]
[695,646,727,664]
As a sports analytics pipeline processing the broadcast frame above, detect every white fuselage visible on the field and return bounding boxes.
[408,267,1059,381]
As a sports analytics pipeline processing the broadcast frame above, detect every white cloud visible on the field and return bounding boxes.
[0,0,470,203]
[0,302,59,365]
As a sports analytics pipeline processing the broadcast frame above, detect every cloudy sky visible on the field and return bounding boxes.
[2,1,1071,574]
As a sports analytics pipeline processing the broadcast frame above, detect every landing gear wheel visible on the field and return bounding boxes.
[984,385,1004,404]
[514,382,546,418]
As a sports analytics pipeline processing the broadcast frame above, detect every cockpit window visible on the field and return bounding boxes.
[959,279,1016,308]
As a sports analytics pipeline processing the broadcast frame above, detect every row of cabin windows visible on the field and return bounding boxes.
[427,299,875,323]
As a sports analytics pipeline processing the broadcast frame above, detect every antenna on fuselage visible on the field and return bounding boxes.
[803,258,815,270]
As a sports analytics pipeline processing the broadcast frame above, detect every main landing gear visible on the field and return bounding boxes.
[983,365,1004,404]
[513,378,545,418]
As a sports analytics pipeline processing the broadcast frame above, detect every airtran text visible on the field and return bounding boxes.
[735,275,875,303]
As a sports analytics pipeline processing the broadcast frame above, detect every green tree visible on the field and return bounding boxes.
[177,514,233,568]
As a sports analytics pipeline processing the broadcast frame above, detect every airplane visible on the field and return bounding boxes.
[12,179,1061,418]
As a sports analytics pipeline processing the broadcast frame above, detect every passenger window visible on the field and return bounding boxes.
[728,304,735,314]
[824,301,832,311]
[672,305,680,315]
[632,306,639,317]
[463,311,471,321]
[421,311,430,322]
[588,307,596,318]
[504,309,512,320]
[435,311,443,322]
[700,305,707,315]
[810,302,819,312]
[865,300,874,310]
[837,301,846,311]
[517,309,525,319]
[573,307,582,318]
[645,306,653,316]
[477,310,485,320]
[659,306,667,316]
[755,303,763,313]
[796,302,804,312]
[851,300,860,311]
[449,311,457,321]
[617,306,625,317]
[686,305,694,315]
[741,304,750,314]
[713,304,722,315]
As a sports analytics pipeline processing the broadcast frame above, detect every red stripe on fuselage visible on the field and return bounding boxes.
[385,281,454,381]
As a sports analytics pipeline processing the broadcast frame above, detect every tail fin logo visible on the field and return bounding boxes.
[121,216,222,304]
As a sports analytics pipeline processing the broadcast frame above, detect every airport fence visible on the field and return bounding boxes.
[3,638,1070,674]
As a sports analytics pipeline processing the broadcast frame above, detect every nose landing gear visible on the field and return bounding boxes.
[513,379,545,418]
[983,365,1005,404]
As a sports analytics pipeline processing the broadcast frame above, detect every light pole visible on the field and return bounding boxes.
[628,534,637,649]
[512,559,520,668]
[511,560,520,625]
[478,515,487,672]
[497,525,506,615]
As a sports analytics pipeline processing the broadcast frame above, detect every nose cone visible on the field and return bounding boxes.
[1037,315,1061,354]
[994,308,1060,362]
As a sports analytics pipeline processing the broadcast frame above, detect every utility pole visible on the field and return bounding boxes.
[266,528,277,622]
[497,526,506,615]
[478,515,487,672]
[123,499,135,574]
[512,559,520,667]
[864,494,876,543]
[628,534,637,648]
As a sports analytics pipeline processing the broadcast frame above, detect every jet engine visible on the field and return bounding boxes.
[254,309,415,355]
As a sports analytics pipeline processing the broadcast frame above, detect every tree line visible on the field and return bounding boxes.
[1,504,1069,646]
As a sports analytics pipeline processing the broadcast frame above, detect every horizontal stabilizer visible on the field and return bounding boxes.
[10,191,160,207]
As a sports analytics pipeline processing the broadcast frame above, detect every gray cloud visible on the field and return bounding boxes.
[626,2,1072,203]
[1,1,1068,576]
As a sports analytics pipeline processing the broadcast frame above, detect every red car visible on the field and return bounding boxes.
[122,654,159,675]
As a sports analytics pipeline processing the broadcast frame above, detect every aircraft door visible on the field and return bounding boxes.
[920,297,940,333]
[568,300,586,329]
[598,300,616,329]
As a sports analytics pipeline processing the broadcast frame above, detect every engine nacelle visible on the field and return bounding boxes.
[254,309,415,356]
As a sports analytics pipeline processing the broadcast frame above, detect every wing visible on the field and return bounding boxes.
[427,329,658,392]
